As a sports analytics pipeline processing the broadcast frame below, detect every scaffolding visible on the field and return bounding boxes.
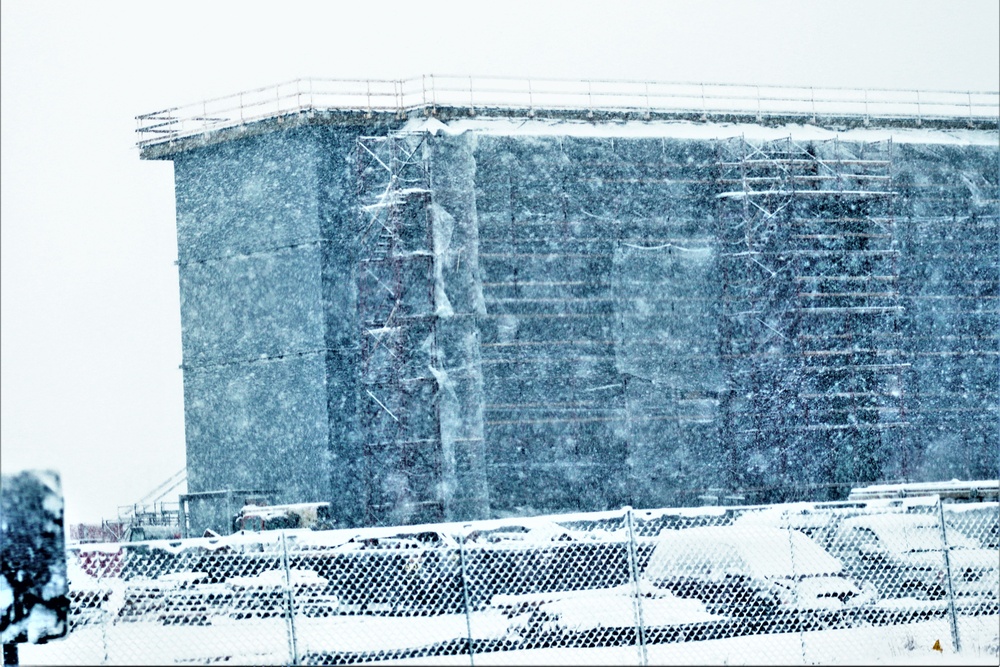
[115,468,186,540]
[355,132,444,525]
[715,136,909,502]
[135,77,1000,152]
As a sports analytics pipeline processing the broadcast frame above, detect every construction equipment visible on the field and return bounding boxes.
[232,502,335,532]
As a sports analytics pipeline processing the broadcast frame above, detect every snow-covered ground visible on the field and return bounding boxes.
[18,613,999,665]
[19,496,1000,665]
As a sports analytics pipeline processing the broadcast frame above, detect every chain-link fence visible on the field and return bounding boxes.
[20,495,999,665]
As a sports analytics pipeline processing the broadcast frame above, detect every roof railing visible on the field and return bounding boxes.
[136,75,1000,148]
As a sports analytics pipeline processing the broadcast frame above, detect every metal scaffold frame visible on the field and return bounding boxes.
[715,136,909,502]
[355,132,444,526]
[135,76,1000,150]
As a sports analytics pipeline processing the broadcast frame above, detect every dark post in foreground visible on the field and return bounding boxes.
[1,470,69,666]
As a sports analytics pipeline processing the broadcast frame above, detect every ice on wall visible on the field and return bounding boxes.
[429,203,456,318]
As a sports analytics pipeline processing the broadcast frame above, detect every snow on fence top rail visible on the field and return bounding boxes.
[135,75,1000,148]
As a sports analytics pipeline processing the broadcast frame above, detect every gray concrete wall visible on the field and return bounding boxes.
[449,130,997,512]
[469,134,727,513]
[894,143,999,482]
[172,126,367,531]
[163,118,998,530]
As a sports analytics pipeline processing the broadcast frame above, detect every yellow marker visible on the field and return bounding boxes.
[932,639,943,652]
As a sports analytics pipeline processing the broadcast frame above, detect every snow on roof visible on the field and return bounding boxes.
[848,479,999,501]
[632,505,730,521]
[492,583,721,630]
[734,503,835,528]
[646,526,844,578]
[226,568,326,589]
[404,115,999,146]
[847,495,942,511]
[837,513,982,551]
[238,502,330,521]
[943,501,999,515]
[841,513,939,530]
[136,76,1000,152]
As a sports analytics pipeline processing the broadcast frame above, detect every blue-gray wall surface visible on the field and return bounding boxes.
[173,126,368,530]
[164,118,999,532]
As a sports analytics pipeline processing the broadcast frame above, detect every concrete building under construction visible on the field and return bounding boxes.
[137,77,999,535]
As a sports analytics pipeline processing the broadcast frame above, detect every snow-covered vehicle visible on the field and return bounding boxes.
[828,513,1000,601]
[232,502,334,533]
[489,581,722,647]
[641,526,872,628]
[126,524,182,542]
[943,502,1000,550]
[484,524,868,645]
[339,529,458,550]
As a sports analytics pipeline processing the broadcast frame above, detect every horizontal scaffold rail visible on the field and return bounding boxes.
[716,189,898,198]
[135,75,1000,148]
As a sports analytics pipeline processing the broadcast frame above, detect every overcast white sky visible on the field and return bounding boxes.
[2,0,998,526]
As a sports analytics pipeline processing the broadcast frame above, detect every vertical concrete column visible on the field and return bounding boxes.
[172,128,335,531]
[426,133,491,520]
[318,127,367,527]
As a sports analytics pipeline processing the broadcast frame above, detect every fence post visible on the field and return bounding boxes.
[456,533,476,666]
[625,507,648,667]
[97,553,111,665]
[279,531,299,666]
[783,509,808,664]
[936,498,961,652]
